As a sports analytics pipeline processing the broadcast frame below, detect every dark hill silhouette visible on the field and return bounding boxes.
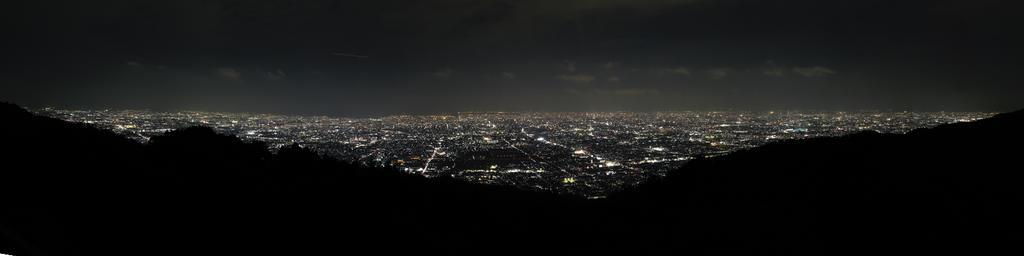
[2,101,1023,255]
[606,109,1024,255]
[0,102,585,256]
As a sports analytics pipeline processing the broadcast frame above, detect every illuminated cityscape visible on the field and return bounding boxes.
[34,108,993,197]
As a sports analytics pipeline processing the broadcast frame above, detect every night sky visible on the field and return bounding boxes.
[2,0,1022,116]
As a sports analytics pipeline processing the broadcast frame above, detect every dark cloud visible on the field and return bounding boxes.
[265,69,287,80]
[792,66,837,78]
[556,74,596,84]
[761,61,785,77]
[432,68,454,79]
[708,68,732,80]
[603,62,620,70]
[2,0,1022,115]
[216,68,242,81]
[563,61,578,73]
[658,67,691,76]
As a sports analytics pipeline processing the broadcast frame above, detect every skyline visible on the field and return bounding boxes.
[3,0,1022,115]
[34,106,994,196]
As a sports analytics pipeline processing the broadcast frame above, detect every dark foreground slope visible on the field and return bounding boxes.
[0,103,586,256]
[2,102,1023,255]
[609,109,1024,255]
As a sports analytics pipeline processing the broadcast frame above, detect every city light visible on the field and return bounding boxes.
[33,108,993,197]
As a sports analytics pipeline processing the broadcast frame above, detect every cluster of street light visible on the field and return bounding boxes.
[35,108,993,197]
